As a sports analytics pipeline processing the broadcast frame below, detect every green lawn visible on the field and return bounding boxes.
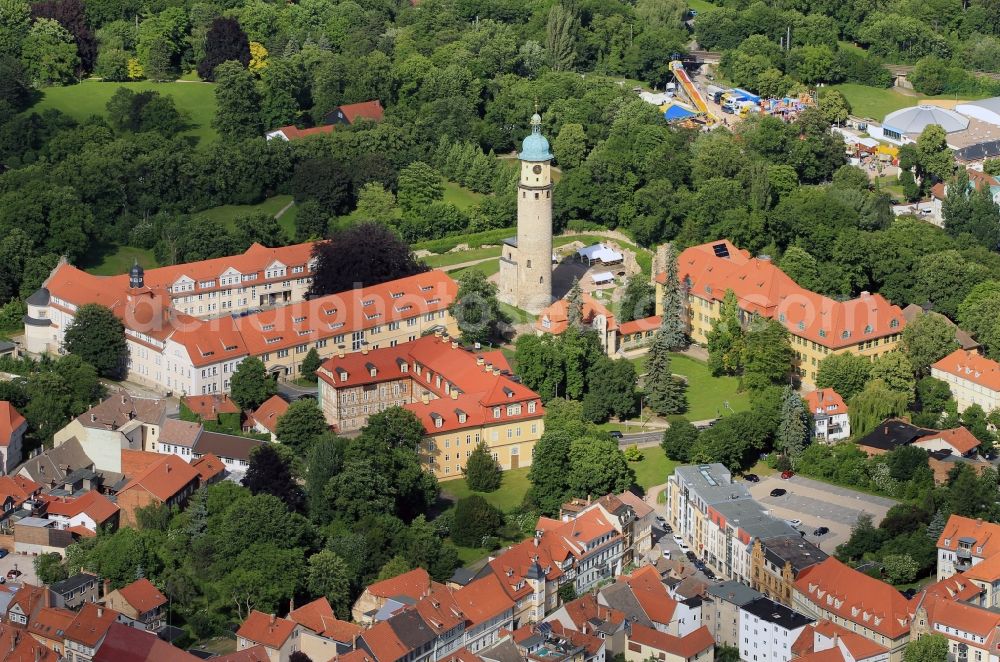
[194,195,297,237]
[449,261,501,280]
[687,0,715,12]
[830,83,982,122]
[633,353,750,421]
[424,245,504,268]
[629,448,678,491]
[440,466,531,512]
[81,244,160,276]
[443,180,486,210]
[29,79,219,144]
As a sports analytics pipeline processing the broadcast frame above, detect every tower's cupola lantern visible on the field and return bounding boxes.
[129,259,145,290]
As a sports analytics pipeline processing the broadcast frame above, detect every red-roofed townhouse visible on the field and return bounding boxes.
[936,514,1000,580]
[0,474,42,519]
[289,597,362,661]
[6,584,54,628]
[625,624,714,662]
[561,491,655,567]
[191,453,226,484]
[44,491,120,534]
[0,402,26,474]
[545,593,628,655]
[27,606,76,656]
[265,124,335,141]
[931,349,1000,413]
[116,454,200,527]
[910,589,1000,662]
[236,611,302,662]
[0,622,59,662]
[352,568,433,625]
[804,388,850,442]
[792,557,911,661]
[512,620,607,660]
[453,574,515,653]
[92,621,201,661]
[248,396,289,441]
[656,240,906,387]
[323,100,385,126]
[535,293,619,356]
[318,333,544,480]
[912,427,981,458]
[618,315,661,352]
[104,578,167,631]
[181,394,240,423]
[413,584,466,657]
[62,602,120,661]
[357,619,411,662]
[212,645,272,662]
[154,418,206,459]
[792,620,889,662]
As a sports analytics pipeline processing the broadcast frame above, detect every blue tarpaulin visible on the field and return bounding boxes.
[664,105,695,121]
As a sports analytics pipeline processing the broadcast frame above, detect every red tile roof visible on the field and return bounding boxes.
[558,593,626,631]
[181,395,240,421]
[0,475,41,508]
[799,620,889,660]
[657,240,905,348]
[250,396,289,435]
[235,270,456,357]
[620,566,677,625]
[27,606,75,642]
[628,624,714,658]
[118,454,200,502]
[289,597,361,641]
[932,349,1000,391]
[453,574,513,626]
[366,568,432,600]
[93,622,200,661]
[794,557,911,639]
[212,646,272,662]
[237,611,297,649]
[413,584,465,635]
[804,388,848,416]
[45,490,119,525]
[937,515,1000,559]
[0,402,26,446]
[0,622,59,662]
[619,315,661,336]
[360,620,410,662]
[535,293,618,335]
[269,125,335,140]
[191,453,226,482]
[64,602,119,648]
[116,578,167,614]
[338,100,384,124]
[121,449,165,478]
[919,592,1000,649]
[914,427,980,454]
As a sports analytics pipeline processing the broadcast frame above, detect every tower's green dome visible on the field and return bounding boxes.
[519,113,553,162]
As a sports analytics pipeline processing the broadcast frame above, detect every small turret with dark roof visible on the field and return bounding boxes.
[129,259,144,289]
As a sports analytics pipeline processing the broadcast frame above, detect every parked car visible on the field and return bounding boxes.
[788,519,802,528]
[0,549,9,559]
[679,542,691,552]
[769,488,786,497]
[663,524,673,533]
[744,473,760,482]
[6,569,21,580]
[813,526,829,536]
[703,567,716,580]
[781,470,794,479]
[673,534,684,544]
[655,515,667,524]
[685,551,697,562]
[609,431,623,439]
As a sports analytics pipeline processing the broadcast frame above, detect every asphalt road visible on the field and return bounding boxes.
[617,431,663,447]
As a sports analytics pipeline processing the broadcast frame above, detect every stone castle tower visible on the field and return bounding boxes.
[498,113,554,315]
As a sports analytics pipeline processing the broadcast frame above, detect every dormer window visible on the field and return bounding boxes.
[362,299,375,306]
[390,291,403,299]
[864,324,873,334]
[841,330,851,339]
[493,407,501,419]
[528,401,536,414]
[890,319,899,328]
[339,371,348,382]
[293,316,306,323]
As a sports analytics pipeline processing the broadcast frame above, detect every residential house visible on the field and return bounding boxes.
[318,334,544,479]
[545,594,629,656]
[265,125,334,141]
[0,402,27,474]
[959,551,1000,608]
[511,621,606,661]
[791,557,911,662]
[750,535,828,607]
[909,586,1000,662]
[103,579,167,631]
[902,305,979,352]
[27,606,76,656]
[290,598,362,661]
[0,475,42,520]
[44,490,120,535]
[656,240,905,387]
[857,420,988,482]
[624,625,715,662]
[213,646,272,662]
[666,463,752,570]
[0,621,59,662]
[52,393,166,474]
[451,574,514,653]
[115,454,200,526]
[154,419,202,458]
[791,620,890,662]
[936,514,1000,580]
[618,315,661,352]
[739,597,813,662]
[15,438,110,494]
[931,349,1000,413]
[535,293,619,356]
[91,622,201,661]
[411,584,466,658]
[352,568,433,625]
[617,490,655,561]
[191,430,265,479]
[803,389,850,442]
[322,100,385,126]
[249,396,289,441]
[598,566,701,637]
[236,611,303,662]
[6,584,54,627]
[191,453,227,485]
[49,574,100,610]
[561,492,647,566]
[911,427,981,458]
[61,602,120,662]
[705,581,762,648]
[180,394,240,423]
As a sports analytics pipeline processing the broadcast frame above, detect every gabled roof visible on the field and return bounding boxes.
[193,431,265,463]
[0,622,58,662]
[268,124,335,140]
[616,489,653,518]
[250,396,289,435]
[236,611,297,649]
[413,585,465,635]
[658,240,905,348]
[289,597,361,642]
[937,514,1000,557]
[121,449,165,478]
[27,606,75,641]
[453,574,513,625]
[618,315,661,336]
[0,475,41,507]
[16,436,92,484]
[92,622,200,661]
[535,293,618,335]
[338,100,384,124]
[792,620,888,661]
[0,402,26,445]
[360,619,410,662]
[115,578,167,614]
[181,394,240,421]
[627,624,714,658]
[212,646,271,662]
[366,568,432,601]
[914,427,980,455]
[555,593,626,633]
[64,602,119,647]
[76,393,166,430]
[932,349,1000,391]
[794,557,910,639]
[804,388,847,416]
[619,566,678,626]
[45,490,119,525]
[191,453,226,482]
[118,454,199,502]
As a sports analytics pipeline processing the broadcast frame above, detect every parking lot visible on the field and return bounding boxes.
[748,474,897,553]
[0,552,39,588]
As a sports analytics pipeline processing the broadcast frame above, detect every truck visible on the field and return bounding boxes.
[705,85,725,104]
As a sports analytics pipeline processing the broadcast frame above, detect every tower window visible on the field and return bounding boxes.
[546,191,550,198]
[527,260,532,268]
[534,192,539,199]
[539,277,543,283]
[522,192,526,198]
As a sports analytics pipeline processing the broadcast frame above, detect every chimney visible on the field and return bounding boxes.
[493,368,500,376]
[477,356,485,366]
[121,395,127,405]
[361,348,368,355]
[434,329,442,337]
[884,426,888,434]
[270,614,276,626]
[451,341,458,349]
[97,607,103,618]
[860,291,870,298]
[484,362,492,373]
[91,414,97,423]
